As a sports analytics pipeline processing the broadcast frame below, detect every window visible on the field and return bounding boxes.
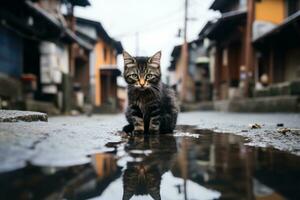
[103,47,107,62]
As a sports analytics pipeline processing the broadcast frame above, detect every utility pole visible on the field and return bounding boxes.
[180,0,189,102]
[244,0,255,98]
[183,0,188,43]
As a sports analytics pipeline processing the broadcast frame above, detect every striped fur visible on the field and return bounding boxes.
[123,51,179,134]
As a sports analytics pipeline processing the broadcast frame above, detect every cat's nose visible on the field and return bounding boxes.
[139,79,145,87]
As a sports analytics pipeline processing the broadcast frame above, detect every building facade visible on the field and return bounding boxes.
[76,18,123,113]
[207,0,300,103]
[168,38,211,103]
[0,0,92,114]
[168,0,300,112]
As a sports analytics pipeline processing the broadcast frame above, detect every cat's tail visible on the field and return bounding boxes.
[122,124,134,133]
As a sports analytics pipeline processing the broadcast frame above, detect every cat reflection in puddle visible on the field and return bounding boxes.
[122,135,177,200]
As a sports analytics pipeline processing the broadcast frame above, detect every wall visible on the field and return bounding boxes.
[255,0,285,24]
[0,26,23,77]
[40,42,68,83]
[94,41,103,106]
[94,39,117,106]
[117,87,127,111]
[167,71,177,86]
[89,49,96,104]
[209,47,216,83]
[284,48,300,82]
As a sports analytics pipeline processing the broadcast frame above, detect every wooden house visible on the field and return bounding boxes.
[206,0,248,100]
[168,37,212,103]
[0,0,91,113]
[253,0,300,98]
[76,17,123,113]
[207,0,300,101]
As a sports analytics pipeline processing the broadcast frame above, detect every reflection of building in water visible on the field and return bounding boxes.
[62,153,122,199]
[92,153,118,177]
[1,132,300,200]
[170,129,300,200]
[0,152,122,200]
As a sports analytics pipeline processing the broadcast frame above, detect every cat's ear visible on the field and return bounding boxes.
[148,51,161,67]
[123,51,136,68]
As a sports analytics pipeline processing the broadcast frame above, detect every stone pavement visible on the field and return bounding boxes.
[178,112,300,155]
[0,111,299,173]
[0,110,48,122]
[0,114,124,173]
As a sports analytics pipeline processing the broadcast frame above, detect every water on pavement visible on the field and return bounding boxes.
[1,125,300,200]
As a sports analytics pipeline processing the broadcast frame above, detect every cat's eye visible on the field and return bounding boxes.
[129,74,138,79]
[146,74,154,79]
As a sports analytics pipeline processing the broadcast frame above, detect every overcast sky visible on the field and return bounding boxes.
[75,0,218,77]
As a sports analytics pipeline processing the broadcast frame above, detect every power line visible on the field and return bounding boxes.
[113,5,184,38]
[114,14,182,38]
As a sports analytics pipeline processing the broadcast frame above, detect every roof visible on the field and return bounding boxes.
[210,0,226,10]
[64,0,91,7]
[168,45,181,71]
[168,38,204,71]
[24,1,92,50]
[170,38,203,58]
[198,21,215,38]
[64,29,93,50]
[210,0,236,11]
[206,10,247,40]
[25,1,61,30]
[75,28,97,44]
[253,11,300,46]
[170,45,181,58]
[76,17,123,54]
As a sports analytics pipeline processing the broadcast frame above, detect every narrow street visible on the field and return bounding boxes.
[1,0,300,199]
[0,112,300,199]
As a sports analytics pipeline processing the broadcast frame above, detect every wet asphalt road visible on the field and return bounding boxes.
[1,111,300,200]
[0,111,300,174]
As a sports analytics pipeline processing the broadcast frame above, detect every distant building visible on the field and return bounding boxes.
[206,1,248,100]
[76,18,123,113]
[205,0,300,100]
[117,85,127,112]
[0,0,91,113]
[252,1,300,99]
[168,38,212,103]
[168,0,300,112]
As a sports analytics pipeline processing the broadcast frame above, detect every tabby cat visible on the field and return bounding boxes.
[123,163,162,200]
[122,51,179,134]
[122,134,177,200]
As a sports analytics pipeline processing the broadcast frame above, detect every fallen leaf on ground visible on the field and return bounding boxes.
[277,128,291,134]
[249,123,262,129]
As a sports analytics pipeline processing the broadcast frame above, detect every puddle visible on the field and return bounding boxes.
[1,126,300,200]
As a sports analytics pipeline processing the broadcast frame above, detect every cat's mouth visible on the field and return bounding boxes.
[135,86,150,90]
